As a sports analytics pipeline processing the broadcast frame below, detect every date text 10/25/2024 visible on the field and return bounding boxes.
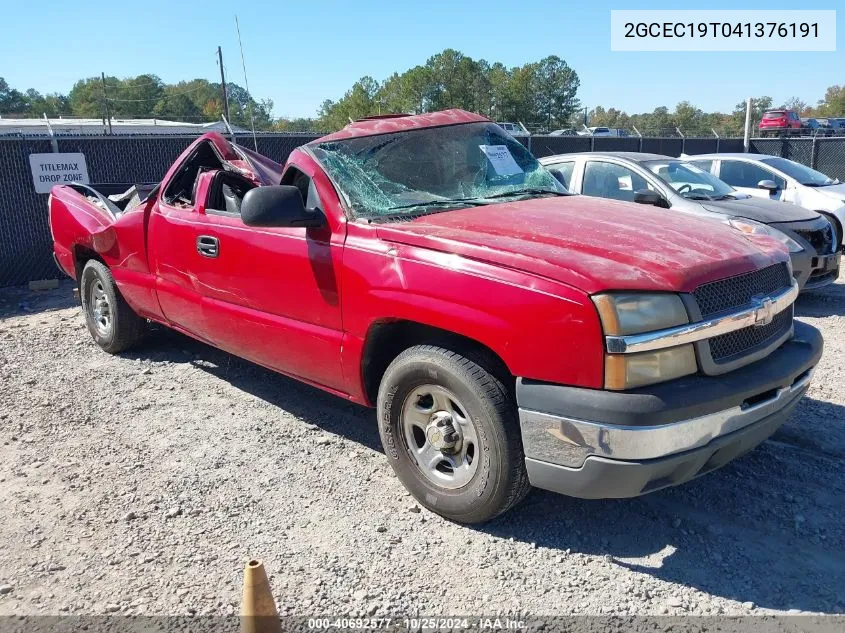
[306,617,526,630]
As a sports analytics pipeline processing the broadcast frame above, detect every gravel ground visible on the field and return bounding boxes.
[1,279,844,618]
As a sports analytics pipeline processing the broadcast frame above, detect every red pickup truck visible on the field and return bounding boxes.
[49,109,822,523]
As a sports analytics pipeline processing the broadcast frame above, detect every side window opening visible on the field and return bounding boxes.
[582,161,649,202]
[206,171,256,216]
[689,159,713,173]
[282,167,324,212]
[546,162,575,190]
[163,141,225,207]
[720,161,785,189]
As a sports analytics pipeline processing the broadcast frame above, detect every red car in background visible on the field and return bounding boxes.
[758,110,802,137]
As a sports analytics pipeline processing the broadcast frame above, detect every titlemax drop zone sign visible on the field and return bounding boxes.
[29,153,89,194]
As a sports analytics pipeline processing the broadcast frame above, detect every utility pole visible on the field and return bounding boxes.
[100,72,112,135]
[217,46,231,124]
[743,97,752,152]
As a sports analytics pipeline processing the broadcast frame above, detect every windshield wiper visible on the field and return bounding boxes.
[384,199,489,212]
[682,193,712,200]
[713,194,737,200]
[476,188,569,199]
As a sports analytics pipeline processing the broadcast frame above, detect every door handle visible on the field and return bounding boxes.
[196,235,219,258]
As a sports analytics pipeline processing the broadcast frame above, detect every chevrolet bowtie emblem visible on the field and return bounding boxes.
[751,296,775,327]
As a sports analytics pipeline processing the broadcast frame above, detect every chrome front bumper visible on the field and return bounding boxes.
[521,368,812,469]
[517,322,823,499]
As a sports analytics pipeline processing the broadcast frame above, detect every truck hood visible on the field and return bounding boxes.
[700,195,818,223]
[375,196,787,294]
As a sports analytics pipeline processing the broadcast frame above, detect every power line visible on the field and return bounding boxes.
[105,83,210,102]
[101,77,164,90]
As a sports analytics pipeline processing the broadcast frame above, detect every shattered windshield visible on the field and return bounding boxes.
[311,122,565,220]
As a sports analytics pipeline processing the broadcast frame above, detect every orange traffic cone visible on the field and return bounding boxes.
[241,559,282,633]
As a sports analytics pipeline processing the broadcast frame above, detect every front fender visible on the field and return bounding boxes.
[341,238,605,395]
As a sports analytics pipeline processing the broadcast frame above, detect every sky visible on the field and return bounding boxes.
[1,0,842,119]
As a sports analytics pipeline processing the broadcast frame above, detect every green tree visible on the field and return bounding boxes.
[0,77,27,113]
[814,85,845,117]
[68,77,109,118]
[534,56,580,130]
[153,91,202,120]
[781,96,809,115]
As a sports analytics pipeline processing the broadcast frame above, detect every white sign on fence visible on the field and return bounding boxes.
[29,153,90,194]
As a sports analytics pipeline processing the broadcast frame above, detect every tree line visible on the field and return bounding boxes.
[303,49,581,133]
[2,50,844,136]
[0,75,273,129]
[586,88,845,137]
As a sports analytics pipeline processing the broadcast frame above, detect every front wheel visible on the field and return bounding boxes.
[80,260,145,353]
[377,345,530,523]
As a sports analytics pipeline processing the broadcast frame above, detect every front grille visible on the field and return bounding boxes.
[709,308,793,363]
[794,224,835,255]
[693,262,791,317]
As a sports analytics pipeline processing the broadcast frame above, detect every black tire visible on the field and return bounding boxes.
[80,260,145,353]
[377,345,530,524]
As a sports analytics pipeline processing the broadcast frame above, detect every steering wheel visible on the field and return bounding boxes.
[677,183,693,194]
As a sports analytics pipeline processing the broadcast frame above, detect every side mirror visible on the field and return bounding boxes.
[757,179,779,192]
[633,189,669,208]
[241,185,324,228]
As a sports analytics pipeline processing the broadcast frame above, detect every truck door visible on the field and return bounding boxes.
[183,162,347,393]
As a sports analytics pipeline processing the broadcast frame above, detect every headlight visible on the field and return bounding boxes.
[592,293,697,390]
[726,218,803,253]
[592,293,688,335]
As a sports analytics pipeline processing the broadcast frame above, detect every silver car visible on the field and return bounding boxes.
[688,153,845,251]
[539,152,841,291]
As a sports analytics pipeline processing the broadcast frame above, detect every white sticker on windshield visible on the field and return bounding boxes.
[480,145,523,176]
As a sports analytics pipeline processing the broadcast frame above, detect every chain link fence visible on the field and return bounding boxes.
[750,137,845,181]
[1,132,843,288]
[0,133,319,288]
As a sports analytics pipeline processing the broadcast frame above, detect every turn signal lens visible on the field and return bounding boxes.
[605,344,697,390]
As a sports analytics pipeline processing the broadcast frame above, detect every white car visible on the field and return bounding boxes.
[496,122,529,138]
[577,127,627,137]
[689,153,845,249]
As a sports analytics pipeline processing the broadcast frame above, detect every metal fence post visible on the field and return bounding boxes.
[811,136,818,170]
[43,114,58,153]
[590,136,595,152]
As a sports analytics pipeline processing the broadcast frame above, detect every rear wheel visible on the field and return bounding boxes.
[80,260,144,353]
[377,345,530,523]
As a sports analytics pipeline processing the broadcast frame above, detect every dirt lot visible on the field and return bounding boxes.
[1,280,844,618]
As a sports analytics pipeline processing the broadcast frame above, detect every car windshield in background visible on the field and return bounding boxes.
[311,122,565,220]
[643,160,735,200]
[758,157,839,186]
